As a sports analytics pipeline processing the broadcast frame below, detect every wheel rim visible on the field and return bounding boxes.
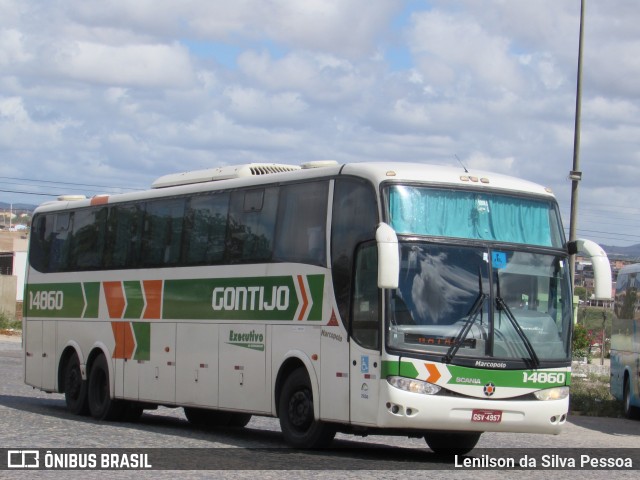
[288,388,313,431]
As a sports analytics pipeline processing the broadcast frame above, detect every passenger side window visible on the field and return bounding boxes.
[105,204,144,269]
[274,181,328,266]
[69,207,107,270]
[142,198,187,267]
[227,187,278,263]
[185,193,229,265]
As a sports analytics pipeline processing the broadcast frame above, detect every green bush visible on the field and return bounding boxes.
[569,373,623,418]
[572,323,591,360]
[0,311,22,331]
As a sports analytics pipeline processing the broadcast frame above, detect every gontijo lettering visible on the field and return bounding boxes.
[213,285,289,311]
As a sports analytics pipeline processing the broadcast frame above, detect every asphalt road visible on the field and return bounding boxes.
[0,336,637,479]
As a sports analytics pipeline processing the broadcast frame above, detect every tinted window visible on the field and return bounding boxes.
[185,193,229,265]
[141,198,187,267]
[48,212,72,272]
[69,207,107,269]
[331,177,378,330]
[105,204,144,269]
[274,181,328,266]
[227,187,278,263]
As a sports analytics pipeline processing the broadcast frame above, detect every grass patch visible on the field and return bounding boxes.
[0,311,22,333]
[570,373,623,418]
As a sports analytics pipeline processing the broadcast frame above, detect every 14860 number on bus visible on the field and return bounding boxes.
[29,290,64,311]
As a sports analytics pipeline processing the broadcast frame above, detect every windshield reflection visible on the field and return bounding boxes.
[387,243,572,364]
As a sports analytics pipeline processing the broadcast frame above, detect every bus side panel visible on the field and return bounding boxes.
[176,323,220,408]
[218,324,270,413]
[138,322,176,404]
[24,319,44,389]
[319,321,349,422]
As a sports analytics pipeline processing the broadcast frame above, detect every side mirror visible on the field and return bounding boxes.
[574,238,613,300]
[376,223,399,289]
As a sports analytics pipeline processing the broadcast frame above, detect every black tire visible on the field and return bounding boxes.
[278,368,335,448]
[425,431,482,455]
[87,354,124,421]
[121,402,144,422]
[63,352,89,416]
[623,377,640,420]
[228,413,252,428]
[184,407,232,428]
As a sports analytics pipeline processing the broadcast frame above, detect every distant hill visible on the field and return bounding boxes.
[0,202,38,212]
[601,243,640,261]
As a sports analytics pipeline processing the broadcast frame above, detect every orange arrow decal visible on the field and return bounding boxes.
[297,275,309,321]
[425,363,441,383]
[142,280,163,319]
[112,321,135,359]
[103,281,126,319]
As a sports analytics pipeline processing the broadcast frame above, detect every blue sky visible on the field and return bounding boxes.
[1,0,639,246]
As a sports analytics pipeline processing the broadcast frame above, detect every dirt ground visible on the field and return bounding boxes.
[0,331,21,342]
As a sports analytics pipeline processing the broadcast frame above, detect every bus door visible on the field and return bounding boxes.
[349,244,381,425]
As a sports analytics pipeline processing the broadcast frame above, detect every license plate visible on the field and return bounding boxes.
[471,409,502,423]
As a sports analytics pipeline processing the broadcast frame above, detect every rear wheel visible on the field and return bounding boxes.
[425,432,482,455]
[623,377,640,420]
[87,354,124,421]
[278,368,335,448]
[63,352,88,415]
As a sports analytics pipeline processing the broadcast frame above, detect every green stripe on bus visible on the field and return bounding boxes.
[26,282,99,319]
[381,360,419,379]
[132,322,151,361]
[82,282,100,318]
[446,365,570,388]
[123,281,144,319]
[162,275,324,321]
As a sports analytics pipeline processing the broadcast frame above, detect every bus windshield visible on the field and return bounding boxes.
[387,243,573,364]
[387,185,564,248]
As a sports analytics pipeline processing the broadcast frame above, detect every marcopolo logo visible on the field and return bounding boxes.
[227,329,265,352]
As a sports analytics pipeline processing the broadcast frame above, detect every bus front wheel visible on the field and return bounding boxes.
[63,352,89,415]
[425,431,482,455]
[278,368,335,448]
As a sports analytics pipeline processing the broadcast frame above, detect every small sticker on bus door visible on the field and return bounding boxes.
[492,251,507,269]
[361,355,369,374]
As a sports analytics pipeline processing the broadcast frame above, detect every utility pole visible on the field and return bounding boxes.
[569,0,585,292]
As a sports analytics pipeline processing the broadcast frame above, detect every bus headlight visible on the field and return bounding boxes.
[533,386,570,401]
[387,376,441,395]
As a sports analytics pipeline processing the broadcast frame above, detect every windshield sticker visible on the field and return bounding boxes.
[492,251,507,269]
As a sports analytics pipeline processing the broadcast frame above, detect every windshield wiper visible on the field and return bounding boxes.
[443,267,487,364]
[495,275,541,368]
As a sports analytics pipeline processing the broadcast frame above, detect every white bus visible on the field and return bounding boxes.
[24,161,612,454]
[611,263,640,419]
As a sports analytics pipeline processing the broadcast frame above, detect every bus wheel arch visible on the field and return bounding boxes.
[277,366,335,448]
[275,355,318,417]
[59,346,89,416]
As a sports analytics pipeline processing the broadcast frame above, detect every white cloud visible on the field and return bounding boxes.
[53,41,195,88]
[1,0,639,246]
